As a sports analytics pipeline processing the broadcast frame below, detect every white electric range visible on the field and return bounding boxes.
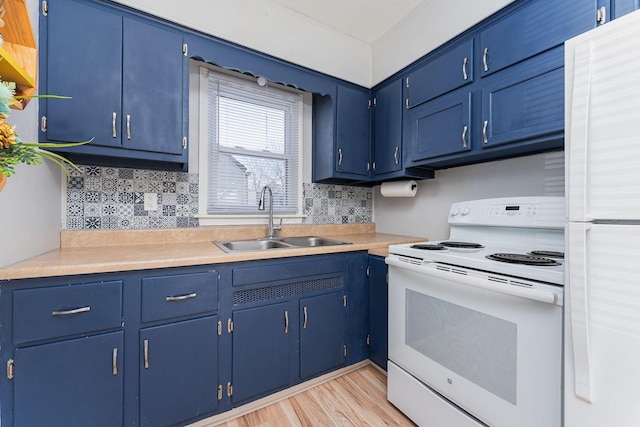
[386,196,565,427]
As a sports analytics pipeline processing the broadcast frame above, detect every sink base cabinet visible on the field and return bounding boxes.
[139,316,219,427]
[299,291,346,380]
[232,302,292,404]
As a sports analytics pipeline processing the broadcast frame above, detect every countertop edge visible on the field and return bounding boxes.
[0,233,424,280]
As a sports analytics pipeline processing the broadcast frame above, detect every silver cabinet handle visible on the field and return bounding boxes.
[126,114,131,140]
[338,148,343,166]
[303,306,308,329]
[165,292,197,302]
[143,339,149,369]
[112,348,118,376]
[482,48,489,72]
[284,310,289,334]
[394,146,400,165]
[596,6,606,24]
[112,112,117,138]
[51,306,91,316]
[462,57,468,80]
[482,120,489,144]
[227,318,233,333]
[461,125,468,148]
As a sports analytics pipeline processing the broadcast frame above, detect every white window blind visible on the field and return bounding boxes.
[205,68,301,214]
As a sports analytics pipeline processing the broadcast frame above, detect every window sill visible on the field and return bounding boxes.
[195,214,306,227]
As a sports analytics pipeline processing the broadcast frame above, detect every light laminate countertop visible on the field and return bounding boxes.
[0,224,424,280]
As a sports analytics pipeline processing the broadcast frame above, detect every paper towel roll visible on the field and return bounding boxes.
[380,180,418,197]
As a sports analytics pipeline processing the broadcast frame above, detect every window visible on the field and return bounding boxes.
[198,66,303,218]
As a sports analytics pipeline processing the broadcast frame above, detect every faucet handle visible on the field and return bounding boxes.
[274,218,283,232]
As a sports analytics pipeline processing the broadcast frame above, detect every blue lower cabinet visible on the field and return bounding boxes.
[139,316,219,427]
[232,302,291,404]
[13,331,124,426]
[299,291,346,380]
[368,256,388,371]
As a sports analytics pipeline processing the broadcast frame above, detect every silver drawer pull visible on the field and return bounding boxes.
[461,125,468,148]
[462,57,468,80]
[112,348,118,376]
[482,47,489,72]
[284,310,289,334]
[482,120,489,144]
[303,306,308,329]
[165,292,197,302]
[112,112,117,138]
[126,114,132,140]
[143,339,150,369]
[51,306,91,316]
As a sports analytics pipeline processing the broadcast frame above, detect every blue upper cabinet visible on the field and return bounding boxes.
[480,47,564,149]
[407,89,472,162]
[397,0,602,170]
[40,0,188,168]
[406,38,474,108]
[479,0,597,77]
[371,78,402,176]
[313,83,371,183]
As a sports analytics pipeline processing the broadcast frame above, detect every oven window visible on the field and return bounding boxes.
[406,289,517,404]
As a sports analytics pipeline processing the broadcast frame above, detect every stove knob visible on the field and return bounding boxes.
[461,207,471,216]
[451,207,460,216]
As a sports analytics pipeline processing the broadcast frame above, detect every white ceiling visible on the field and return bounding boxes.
[267,0,426,44]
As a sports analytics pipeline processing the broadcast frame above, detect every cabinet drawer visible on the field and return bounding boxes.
[13,281,123,345]
[141,271,219,323]
[406,38,474,108]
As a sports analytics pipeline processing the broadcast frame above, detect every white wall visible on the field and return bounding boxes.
[0,0,62,268]
[373,152,565,241]
[115,0,516,88]
[112,0,371,86]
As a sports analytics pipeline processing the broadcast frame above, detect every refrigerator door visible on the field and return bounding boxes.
[565,11,640,222]
[565,223,640,427]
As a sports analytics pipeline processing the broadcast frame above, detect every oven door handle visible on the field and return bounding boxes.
[386,257,557,304]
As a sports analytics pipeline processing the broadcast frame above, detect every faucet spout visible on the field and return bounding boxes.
[258,185,281,239]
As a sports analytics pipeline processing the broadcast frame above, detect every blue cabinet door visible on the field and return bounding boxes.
[406,38,474,108]
[372,78,403,175]
[122,18,185,155]
[480,0,596,76]
[408,90,472,162]
[612,0,639,18]
[480,48,564,149]
[14,331,124,426]
[368,256,388,371]
[140,316,219,426]
[299,291,345,380]
[336,84,371,177]
[232,302,291,404]
[45,0,122,146]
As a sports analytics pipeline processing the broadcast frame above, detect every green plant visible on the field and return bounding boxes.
[0,80,91,178]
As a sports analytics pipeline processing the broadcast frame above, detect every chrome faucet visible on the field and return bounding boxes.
[258,185,282,239]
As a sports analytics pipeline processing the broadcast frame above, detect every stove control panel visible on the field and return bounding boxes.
[488,203,540,217]
[448,197,565,228]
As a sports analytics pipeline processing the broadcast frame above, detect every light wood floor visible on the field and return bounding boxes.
[216,365,415,427]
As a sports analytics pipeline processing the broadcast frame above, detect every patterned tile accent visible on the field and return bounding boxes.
[64,165,200,230]
[302,183,372,224]
[64,167,373,229]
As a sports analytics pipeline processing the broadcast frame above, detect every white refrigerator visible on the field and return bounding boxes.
[565,9,640,427]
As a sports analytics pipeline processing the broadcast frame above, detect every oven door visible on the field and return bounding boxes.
[386,256,563,427]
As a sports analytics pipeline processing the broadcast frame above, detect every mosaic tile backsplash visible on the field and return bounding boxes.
[64,166,373,229]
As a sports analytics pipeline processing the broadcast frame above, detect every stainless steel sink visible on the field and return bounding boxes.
[279,236,350,248]
[214,236,350,253]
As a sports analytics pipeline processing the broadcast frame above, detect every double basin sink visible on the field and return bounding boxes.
[215,236,350,253]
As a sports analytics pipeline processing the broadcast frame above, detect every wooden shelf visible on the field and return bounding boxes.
[1,0,38,109]
[0,45,35,87]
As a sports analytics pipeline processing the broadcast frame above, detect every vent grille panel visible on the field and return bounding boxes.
[234,276,343,305]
